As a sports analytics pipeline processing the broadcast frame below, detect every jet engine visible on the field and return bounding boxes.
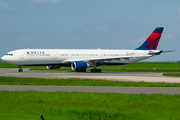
[46,65,60,69]
[71,61,90,72]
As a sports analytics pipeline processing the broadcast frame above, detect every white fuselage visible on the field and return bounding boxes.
[1,27,168,72]
[1,49,155,66]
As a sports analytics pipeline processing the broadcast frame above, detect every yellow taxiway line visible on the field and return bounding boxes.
[6,73,25,75]
[6,73,65,75]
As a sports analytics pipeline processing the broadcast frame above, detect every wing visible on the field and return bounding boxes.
[63,55,152,63]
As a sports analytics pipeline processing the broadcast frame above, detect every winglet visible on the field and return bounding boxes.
[136,27,164,50]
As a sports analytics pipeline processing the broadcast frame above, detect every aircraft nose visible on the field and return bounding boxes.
[1,56,6,61]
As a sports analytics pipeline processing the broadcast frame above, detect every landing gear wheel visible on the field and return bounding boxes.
[91,69,102,73]
[98,69,102,73]
[18,65,23,72]
[19,69,23,72]
[91,69,94,72]
[76,69,86,72]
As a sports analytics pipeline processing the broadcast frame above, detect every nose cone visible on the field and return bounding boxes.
[1,56,6,61]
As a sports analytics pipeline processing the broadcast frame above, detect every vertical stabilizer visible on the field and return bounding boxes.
[135,27,164,50]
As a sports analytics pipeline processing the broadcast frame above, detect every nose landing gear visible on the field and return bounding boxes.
[18,66,23,72]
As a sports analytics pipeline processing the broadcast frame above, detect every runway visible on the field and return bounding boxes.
[0,68,180,94]
[0,68,180,83]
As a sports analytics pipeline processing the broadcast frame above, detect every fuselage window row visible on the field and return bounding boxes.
[6,54,13,56]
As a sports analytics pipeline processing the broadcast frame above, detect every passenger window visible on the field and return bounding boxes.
[6,53,13,56]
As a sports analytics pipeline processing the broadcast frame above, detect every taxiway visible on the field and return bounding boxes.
[0,68,179,83]
[0,68,180,94]
[0,85,180,95]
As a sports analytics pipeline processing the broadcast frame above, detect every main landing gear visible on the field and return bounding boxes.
[18,65,23,72]
[90,64,102,73]
[91,69,102,73]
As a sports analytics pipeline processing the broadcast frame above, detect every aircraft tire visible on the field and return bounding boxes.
[19,69,23,72]
[76,69,86,72]
[91,69,102,73]
[96,69,101,73]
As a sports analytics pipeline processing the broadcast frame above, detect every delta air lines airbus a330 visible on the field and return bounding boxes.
[1,27,175,73]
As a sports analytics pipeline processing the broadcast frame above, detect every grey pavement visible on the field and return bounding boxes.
[0,85,180,95]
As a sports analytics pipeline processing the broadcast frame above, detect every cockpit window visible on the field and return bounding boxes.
[6,53,13,56]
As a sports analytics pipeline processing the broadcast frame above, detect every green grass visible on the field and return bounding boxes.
[30,63,180,73]
[30,67,180,72]
[1,76,180,87]
[1,91,180,120]
[1,61,180,72]
[1,62,180,120]
[0,62,46,68]
[163,73,180,77]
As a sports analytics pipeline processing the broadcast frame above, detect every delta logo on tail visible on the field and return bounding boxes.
[136,27,164,50]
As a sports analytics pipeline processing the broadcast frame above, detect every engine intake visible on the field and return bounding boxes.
[71,61,90,72]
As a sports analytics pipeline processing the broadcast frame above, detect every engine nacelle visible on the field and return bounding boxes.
[46,65,60,69]
[71,61,90,72]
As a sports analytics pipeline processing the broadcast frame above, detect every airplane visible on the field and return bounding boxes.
[1,27,175,73]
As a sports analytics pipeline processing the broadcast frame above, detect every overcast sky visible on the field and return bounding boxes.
[0,0,180,61]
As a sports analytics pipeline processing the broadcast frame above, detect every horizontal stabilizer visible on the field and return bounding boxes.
[161,50,177,53]
[149,50,177,55]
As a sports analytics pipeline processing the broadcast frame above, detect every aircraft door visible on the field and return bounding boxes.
[97,49,104,57]
[52,52,57,59]
[19,52,24,59]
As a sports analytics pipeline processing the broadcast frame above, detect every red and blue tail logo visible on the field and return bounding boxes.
[136,27,164,50]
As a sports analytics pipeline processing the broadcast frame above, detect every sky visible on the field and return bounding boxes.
[0,0,180,62]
